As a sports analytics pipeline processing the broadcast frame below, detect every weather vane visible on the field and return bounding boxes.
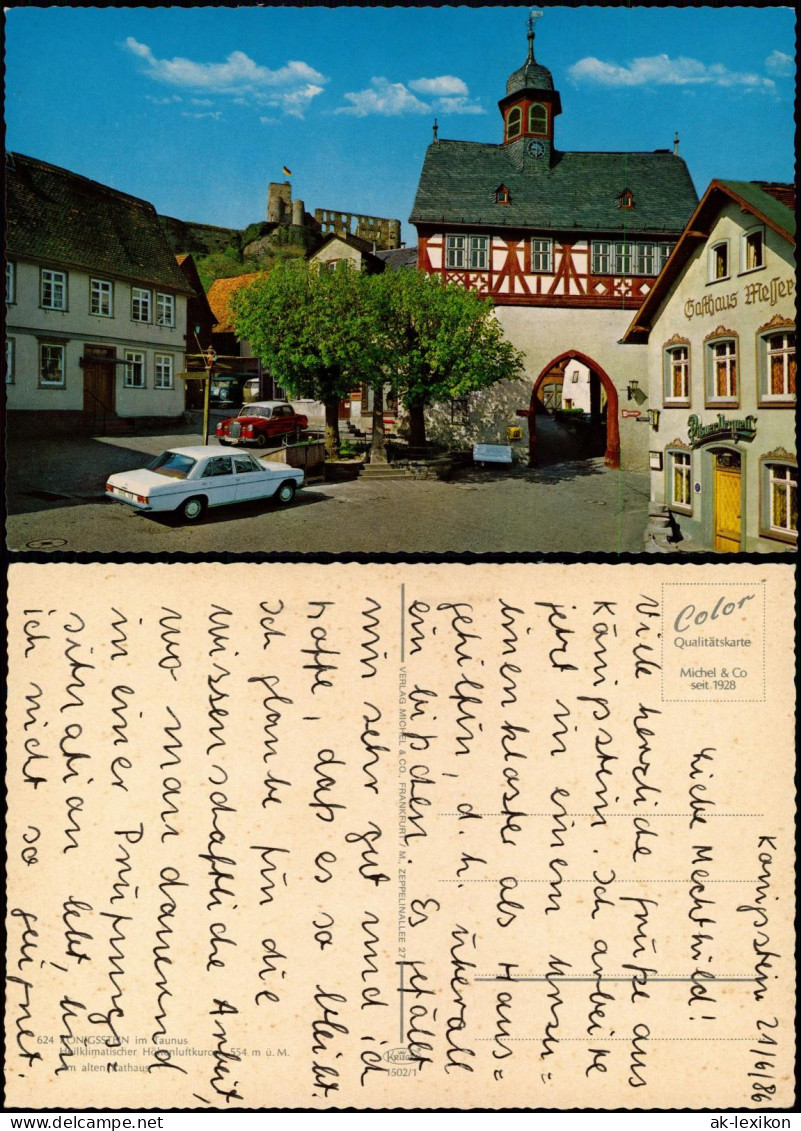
[528,10,544,36]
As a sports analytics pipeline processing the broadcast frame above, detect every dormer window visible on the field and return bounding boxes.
[617,189,635,210]
[506,107,522,140]
[528,103,548,135]
[493,185,511,205]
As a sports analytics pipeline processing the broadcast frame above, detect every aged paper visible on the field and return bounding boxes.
[5,562,795,1110]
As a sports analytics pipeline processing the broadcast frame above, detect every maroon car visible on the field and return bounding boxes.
[216,401,308,448]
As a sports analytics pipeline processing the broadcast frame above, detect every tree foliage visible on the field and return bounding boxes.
[369,270,525,446]
[230,260,381,458]
[231,261,525,459]
[196,227,312,291]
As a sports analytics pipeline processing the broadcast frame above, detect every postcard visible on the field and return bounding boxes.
[3,4,797,1117]
[6,562,795,1109]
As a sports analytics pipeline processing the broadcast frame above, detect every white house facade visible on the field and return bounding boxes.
[5,153,193,429]
[624,180,796,553]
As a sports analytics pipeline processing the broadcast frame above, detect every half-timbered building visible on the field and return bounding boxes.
[410,18,699,468]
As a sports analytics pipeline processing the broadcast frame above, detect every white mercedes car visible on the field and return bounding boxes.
[105,446,304,522]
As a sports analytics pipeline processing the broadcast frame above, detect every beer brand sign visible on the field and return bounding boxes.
[687,413,757,448]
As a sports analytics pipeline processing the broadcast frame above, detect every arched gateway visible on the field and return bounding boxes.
[517,350,620,469]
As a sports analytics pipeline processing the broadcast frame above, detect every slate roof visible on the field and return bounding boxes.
[410,141,698,235]
[6,152,192,293]
[207,273,265,333]
[622,179,796,343]
[375,247,419,271]
[506,55,555,96]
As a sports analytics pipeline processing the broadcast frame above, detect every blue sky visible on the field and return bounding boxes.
[5,5,795,243]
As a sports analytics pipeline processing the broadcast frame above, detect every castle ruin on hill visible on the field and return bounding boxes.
[268,181,401,250]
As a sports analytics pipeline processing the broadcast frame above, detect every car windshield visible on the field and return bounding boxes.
[147,452,197,479]
[239,405,271,418]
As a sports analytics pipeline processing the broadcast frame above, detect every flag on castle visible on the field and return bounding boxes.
[282,166,292,177]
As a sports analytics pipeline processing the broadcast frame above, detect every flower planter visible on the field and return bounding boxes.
[324,459,364,482]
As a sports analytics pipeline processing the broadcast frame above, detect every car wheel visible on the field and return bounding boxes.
[275,480,296,506]
[178,496,206,522]
[218,437,231,447]
[253,434,268,449]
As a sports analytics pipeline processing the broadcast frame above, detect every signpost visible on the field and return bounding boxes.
[180,345,241,444]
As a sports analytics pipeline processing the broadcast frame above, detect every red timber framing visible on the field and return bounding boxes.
[547,243,584,296]
[518,350,621,469]
[417,231,655,309]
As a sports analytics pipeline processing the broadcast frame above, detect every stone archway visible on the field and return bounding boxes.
[518,349,620,469]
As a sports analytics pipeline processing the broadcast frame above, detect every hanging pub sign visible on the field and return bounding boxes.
[687,412,757,448]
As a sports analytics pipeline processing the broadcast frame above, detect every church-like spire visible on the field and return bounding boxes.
[499,10,561,157]
[505,10,555,96]
[527,9,541,62]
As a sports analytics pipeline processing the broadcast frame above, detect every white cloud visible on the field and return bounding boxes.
[334,75,483,117]
[145,94,183,105]
[568,53,775,90]
[126,38,152,60]
[433,96,485,116]
[409,75,468,96]
[123,38,328,117]
[269,83,326,119]
[181,111,223,121]
[765,49,793,77]
[334,77,430,117]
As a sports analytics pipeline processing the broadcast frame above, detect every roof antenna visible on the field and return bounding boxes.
[432,118,439,143]
[673,131,680,156]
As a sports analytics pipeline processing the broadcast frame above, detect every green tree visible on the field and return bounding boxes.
[231,260,380,459]
[370,270,524,447]
[196,247,246,291]
[197,233,308,290]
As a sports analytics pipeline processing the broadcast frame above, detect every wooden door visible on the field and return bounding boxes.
[714,453,741,552]
[83,347,116,415]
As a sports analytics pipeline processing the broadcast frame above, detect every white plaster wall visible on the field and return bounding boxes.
[561,360,591,412]
[482,304,650,469]
[6,260,187,416]
[312,242,364,269]
[645,198,796,549]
